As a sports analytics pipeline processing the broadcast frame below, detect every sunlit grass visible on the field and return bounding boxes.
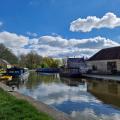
[0,88,54,120]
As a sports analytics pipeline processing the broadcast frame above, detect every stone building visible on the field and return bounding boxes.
[87,46,120,74]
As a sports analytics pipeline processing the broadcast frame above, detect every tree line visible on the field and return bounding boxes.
[0,44,61,69]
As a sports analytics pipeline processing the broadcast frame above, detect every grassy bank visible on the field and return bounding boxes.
[0,88,54,120]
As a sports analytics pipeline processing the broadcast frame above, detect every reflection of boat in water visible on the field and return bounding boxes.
[60,68,82,78]
[6,77,27,90]
[37,72,58,76]
[87,79,120,108]
[6,67,29,81]
[36,68,59,73]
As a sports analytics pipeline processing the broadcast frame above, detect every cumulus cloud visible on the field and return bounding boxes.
[26,32,38,37]
[70,12,120,32]
[0,31,29,55]
[27,35,119,57]
[30,35,119,49]
[0,31,119,57]
[0,31,28,47]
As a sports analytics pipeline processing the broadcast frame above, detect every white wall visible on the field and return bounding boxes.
[87,59,120,73]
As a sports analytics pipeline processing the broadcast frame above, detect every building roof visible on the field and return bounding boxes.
[88,46,120,61]
[0,59,11,65]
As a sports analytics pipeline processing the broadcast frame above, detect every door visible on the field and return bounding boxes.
[107,61,117,74]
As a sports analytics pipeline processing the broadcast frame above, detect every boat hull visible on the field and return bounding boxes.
[59,67,82,78]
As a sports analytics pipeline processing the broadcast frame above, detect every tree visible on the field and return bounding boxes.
[42,57,60,68]
[19,51,42,69]
[19,54,61,69]
[0,44,18,64]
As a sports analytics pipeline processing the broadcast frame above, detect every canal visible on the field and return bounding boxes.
[7,71,120,120]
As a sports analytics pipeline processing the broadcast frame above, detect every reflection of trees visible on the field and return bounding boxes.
[26,72,60,89]
[87,79,120,108]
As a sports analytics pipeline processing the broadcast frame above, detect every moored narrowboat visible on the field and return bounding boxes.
[6,67,29,80]
[59,68,82,78]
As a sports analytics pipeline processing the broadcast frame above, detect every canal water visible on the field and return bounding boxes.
[8,71,120,120]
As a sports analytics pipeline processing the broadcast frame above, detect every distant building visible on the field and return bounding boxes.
[67,58,86,68]
[60,57,88,77]
[87,46,120,74]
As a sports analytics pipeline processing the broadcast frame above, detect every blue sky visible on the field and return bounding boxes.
[0,0,120,57]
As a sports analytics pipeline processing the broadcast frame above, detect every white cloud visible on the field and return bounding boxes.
[30,35,119,49]
[26,32,38,37]
[0,31,29,55]
[27,35,119,57]
[0,31,119,57]
[70,12,120,32]
[0,31,28,48]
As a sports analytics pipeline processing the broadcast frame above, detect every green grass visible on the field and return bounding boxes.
[0,88,54,120]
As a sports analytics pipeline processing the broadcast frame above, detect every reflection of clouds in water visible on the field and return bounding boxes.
[18,81,120,120]
[19,82,100,105]
[71,109,120,120]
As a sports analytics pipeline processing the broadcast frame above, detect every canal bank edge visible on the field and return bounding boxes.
[0,82,72,120]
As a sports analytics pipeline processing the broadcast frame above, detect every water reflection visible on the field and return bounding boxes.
[4,77,28,90]
[87,79,120,108]
[8,71,120,120]
[25,72,60,90]
[71,109,120,120]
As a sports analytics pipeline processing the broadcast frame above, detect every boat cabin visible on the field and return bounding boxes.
[6,67,28,77]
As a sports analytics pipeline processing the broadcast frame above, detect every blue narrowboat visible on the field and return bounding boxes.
[6,67,29,80]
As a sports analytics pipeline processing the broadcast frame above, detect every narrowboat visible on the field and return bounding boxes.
[59,68,82,78]
[60,57,90,78]
[6,67,29,80]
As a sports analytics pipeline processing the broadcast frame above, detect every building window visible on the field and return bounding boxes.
[92,65,97,71]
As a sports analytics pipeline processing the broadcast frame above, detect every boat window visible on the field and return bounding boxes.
[20,70,22,73]
[8,71,14,73]
[24,69,28,73]
[8,70,20,74]
[15,71,20,74]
